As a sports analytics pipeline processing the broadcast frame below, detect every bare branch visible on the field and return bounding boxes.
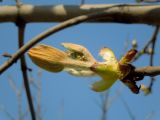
[121,65,160,94]
[100,91,109,120]
[119,95,135,120]
[36,71,42,120]
[7,75,28,120]
[145,111,154,120]
[16,16,36,120]
[2,53,12,58]
[148,26,159,93]
[0,106,15,120]
[1,4,160,25]
[7,75,20,95]
[134,66,160,77]
[133,26,159,61]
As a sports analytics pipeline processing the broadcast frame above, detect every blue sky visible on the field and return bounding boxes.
[0,0,160,120]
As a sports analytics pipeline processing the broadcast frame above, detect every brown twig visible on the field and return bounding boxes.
[133,26,159,94]
[16,20,36,120]
[126,26,159,94]
[121,65,160,94]
[133,26,159,61]
[2,52,12,58]
[134,66,160,77]
[148,26,159,93]
[15,1,35,119]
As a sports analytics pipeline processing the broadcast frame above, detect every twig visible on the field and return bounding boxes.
[148,26,159,93]
[145,111,154,120]
[134,66,160,77]
[57,99,64,120]
[116,90,135,120]
[7,75,29,120]
[119,95,135,120]
[100,91,109,120]
[2,53,12,58]
[133,26,159,61]
[0,106,15,120]
[16,20,36,120]
[7,75,20,94]
[8,76,23,120]
[36,71,42,120]
[27,71,43,120]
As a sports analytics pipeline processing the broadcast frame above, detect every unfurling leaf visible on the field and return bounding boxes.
[28,43,95,76]
[28,43,137,93]
[119,49,137,64]
[28,44,66,72]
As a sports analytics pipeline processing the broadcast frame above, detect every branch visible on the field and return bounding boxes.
[132,26,159,94]
[121,65,160,94]
[134,66,160,77]
[2,52,12,58]
[122,65,160,84]
[1,4,160,25]
[16,19,36,120]
[148,26,159,92]
[133,26,159,61]
[0,106,15,120]
[8,75,23,120]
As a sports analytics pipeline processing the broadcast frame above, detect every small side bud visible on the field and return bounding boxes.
[147,48,154,55]
[140,84,151,95]
[132,39,138,49]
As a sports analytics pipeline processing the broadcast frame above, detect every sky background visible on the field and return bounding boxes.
[0,0,160,120]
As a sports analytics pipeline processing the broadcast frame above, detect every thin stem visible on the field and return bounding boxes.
[148,26,159,91]
[120,95,135,120]
[37,71,42,120]
[100,91,109,120]
[17,22,36,120]
[149,26,159,66]
[133,26,159,61]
